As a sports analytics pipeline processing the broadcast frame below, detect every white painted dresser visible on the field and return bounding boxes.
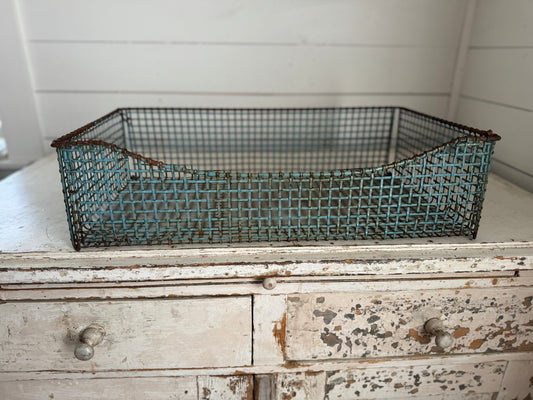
[1,155,532,399]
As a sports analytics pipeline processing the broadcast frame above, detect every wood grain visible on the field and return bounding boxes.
[0,376,197,400]
[0,297,252,371]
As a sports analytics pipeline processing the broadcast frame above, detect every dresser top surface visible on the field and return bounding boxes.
[1,155,532,260]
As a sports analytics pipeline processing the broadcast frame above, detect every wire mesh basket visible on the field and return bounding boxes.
[51,107,501,250]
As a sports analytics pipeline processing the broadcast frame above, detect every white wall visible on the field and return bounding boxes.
[14,0,532,190]
[456,0,533,192]
[0,0,44,169]
[10,0,466,159]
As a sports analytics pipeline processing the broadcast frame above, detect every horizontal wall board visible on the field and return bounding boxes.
[470,0,533,47]
[456,97,533,176]
[30,43,455,94]
[21,0,465,47]
[461,49,533,110]
[0,0,44,165]
[38,93,448,139]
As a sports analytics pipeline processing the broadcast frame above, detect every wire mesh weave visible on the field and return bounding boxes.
[51,107,500,250]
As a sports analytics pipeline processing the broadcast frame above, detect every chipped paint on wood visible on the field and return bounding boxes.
[253,295,287,365]
[324,361,506,399]
[3,274,533,302]
[276,372,327,400]
[286,289,533,361]
[0,376,197,399]
[1,255,532,284]
[198,375,253,400]
[273,313,287,361]
[497,360,533,400]
[0,298,252,372]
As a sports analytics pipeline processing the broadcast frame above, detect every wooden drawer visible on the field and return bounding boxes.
[0,297,251,371]
[285,289,533,361]
[0,375,253,400]
[274,361,506,399]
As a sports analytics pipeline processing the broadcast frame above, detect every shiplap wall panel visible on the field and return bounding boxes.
[21,0,465,46]
[30,44,454,94]
[461,49,533,110]
[456,98,533,191]
[16,0,468,163]
[456,98,533,175]
[470,0,533,47]
[457,1,533,192]
[40,94,448,143]
[0,0,44,168]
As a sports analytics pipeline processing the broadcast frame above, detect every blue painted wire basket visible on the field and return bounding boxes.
[51,107,500,250]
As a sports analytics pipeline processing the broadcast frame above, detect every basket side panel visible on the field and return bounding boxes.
[396,108,470,161]
[57,144,130,248]
[120,108,395,173]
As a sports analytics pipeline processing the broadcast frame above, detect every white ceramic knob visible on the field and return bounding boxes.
[424,318,454,349]
[74,324,106,361]
[262,277,277,290]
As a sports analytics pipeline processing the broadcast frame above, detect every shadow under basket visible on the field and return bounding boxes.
[51,107,501,250]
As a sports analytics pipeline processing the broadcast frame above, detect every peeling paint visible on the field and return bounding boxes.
[324,362,505,398]
[286,289,533,361]
[454,327,471,338]
[272,313,287,361]
[313,309,337,324]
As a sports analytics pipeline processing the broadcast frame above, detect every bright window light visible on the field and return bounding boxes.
[0,120,7,159]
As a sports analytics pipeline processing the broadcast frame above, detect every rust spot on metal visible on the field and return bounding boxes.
[410,388,419,394]
[523,296,532,308]
[469,338,485,349]
[492,278,498,285]
[334,325,342,331]
[453,327,470,338]
[394,383,404,388]
[495,256,517,261]
[272,312,287,361]
[408,329,431,344]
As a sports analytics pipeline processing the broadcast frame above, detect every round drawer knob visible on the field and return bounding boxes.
[74,323,105,361]
[424,318,454,349]
[262,277,277,290]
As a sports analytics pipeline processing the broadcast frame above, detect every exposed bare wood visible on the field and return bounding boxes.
[276,371,327,400]
[197,375,253,400]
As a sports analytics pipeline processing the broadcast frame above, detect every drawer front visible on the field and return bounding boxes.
[286,289,533,361]
[274,361,506,399]
[0,297,251,371]
[0,375,253,400]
